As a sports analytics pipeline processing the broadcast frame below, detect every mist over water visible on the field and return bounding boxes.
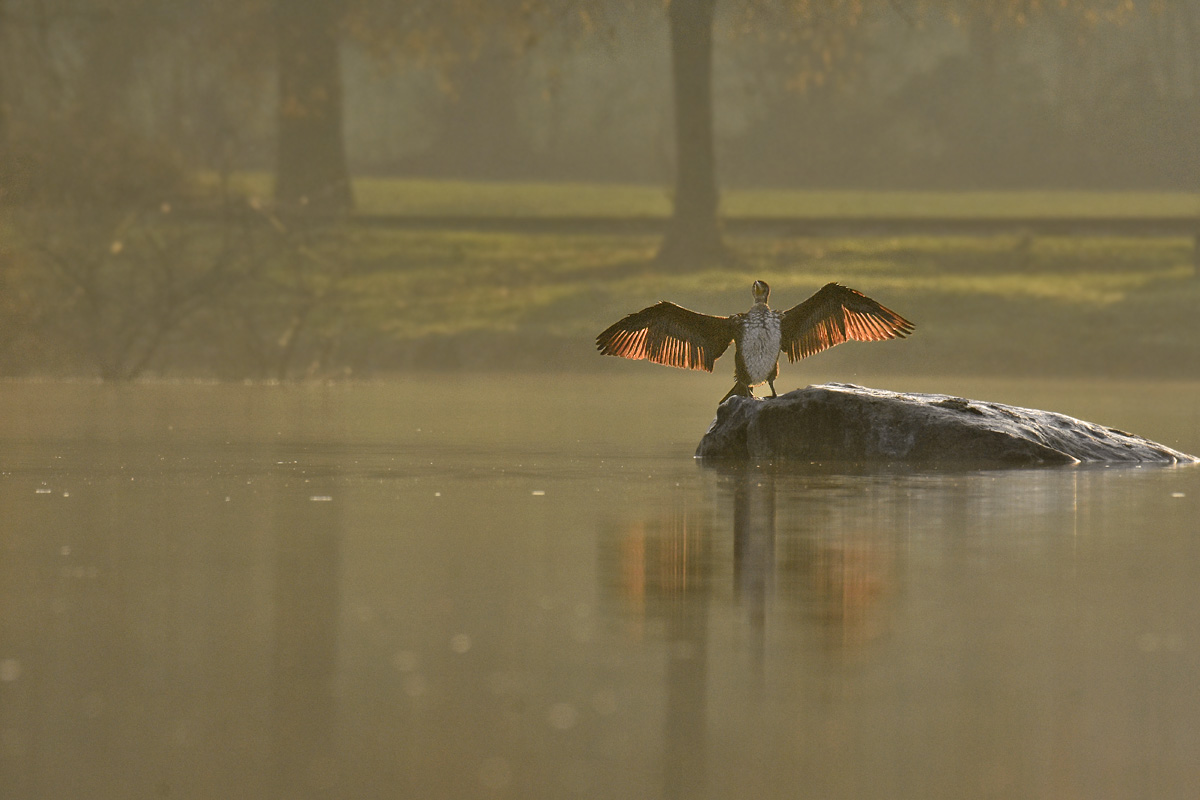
[1,375,1198,799]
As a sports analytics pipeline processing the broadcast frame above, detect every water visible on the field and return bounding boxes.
[2,374,1198,799]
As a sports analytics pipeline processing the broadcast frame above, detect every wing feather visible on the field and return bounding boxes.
[596,301,737,372]
[780,283,914,363]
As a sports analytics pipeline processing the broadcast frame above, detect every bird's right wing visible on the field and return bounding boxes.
[596,302,738,372]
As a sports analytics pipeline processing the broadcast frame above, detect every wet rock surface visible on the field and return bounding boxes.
[696,383,1199,465]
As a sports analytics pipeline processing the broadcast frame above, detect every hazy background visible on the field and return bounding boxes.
[4,1,1197,188]
[1,0,1198,380]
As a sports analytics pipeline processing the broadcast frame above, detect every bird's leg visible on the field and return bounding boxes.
[768,380,777,398]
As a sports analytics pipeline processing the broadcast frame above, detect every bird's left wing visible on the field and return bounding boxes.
[779,283,914,363]
[596,301,738,372]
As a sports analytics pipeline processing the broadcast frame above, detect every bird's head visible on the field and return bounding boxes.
[752,280,770,304]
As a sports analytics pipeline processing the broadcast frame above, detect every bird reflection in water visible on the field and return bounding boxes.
[610,507,712,799]
[604,465,897,796]
[611,466,895,656]
[616,511,712,639]
[735,464,896,654]
[605,466,898,796]
[788,521,894,652]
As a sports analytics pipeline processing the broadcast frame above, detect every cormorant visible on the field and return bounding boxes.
[596,281,914,402]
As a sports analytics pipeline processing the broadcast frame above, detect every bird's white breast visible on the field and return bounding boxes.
[739,307,782,384]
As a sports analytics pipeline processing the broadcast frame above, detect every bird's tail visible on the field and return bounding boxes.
[720,382,752,404]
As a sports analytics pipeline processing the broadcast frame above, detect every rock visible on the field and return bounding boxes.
[695,383,1199,465]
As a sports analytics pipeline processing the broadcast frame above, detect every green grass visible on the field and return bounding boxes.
[721,189,1200,219]
[207,173,1198,377]
[12,175,1200,379]
[312,225,1199,378]
[204,172,1200,219]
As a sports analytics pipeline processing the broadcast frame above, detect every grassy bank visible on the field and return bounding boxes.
[211,173,1200,219]
[327,227,1199,379]
[4,178,1199,380]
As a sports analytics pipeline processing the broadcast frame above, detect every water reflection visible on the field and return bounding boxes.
[0,443,353,800]
[602,459,1200,797]
[611,465,902,663]
[271,467,341,798]
[732,468,774,632]
[607,464,909,797]
[730,466,896,654]
[3,379,1199,799]
[611,509,712,798]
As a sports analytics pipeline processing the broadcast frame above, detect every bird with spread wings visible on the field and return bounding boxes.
[596,281,914,402]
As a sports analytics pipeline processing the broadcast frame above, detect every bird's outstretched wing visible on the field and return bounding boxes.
[596,301,738,372]
[779,283,914,363]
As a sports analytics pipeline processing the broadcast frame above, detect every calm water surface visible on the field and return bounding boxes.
[2,373,1199,799]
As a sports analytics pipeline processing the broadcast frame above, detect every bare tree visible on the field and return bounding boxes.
[216,208,354,380]
[26,206,253,380]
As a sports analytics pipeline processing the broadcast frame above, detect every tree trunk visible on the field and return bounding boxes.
[414,45,534,179]
[658,0,726,267]
[0,0,24,206]
[0,0,9,194]
[275,0,353,214]
[0,0,7,154]
[963,8,1004,179]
